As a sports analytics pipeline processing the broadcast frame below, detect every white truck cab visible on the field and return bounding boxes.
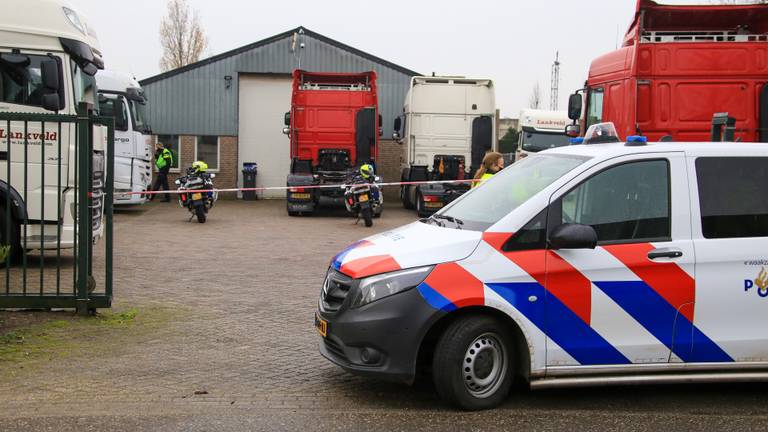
[317,128,768,410]
[97,71,152,205]
[515,109,570,160]
[0,0,106,255]
[394,76,497,216]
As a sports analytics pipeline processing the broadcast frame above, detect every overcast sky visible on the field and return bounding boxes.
[73,0,727,117]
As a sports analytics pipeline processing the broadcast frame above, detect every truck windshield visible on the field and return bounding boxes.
[435,154,589,231]
[129,100,150,134]
[521,130,571,152]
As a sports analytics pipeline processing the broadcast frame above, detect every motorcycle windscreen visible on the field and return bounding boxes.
[471,116,493,172]
[355,108,376,165]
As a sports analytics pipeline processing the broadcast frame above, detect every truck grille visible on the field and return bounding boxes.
[321,269,353,313]
[91,152,106,231]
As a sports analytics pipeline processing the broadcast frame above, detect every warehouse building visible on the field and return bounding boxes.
[140,26,418,198]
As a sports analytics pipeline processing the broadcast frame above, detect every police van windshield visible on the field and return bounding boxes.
[521,130,572,152]
[435,154,589,231]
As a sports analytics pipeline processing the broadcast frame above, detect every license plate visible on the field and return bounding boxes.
[315,313,328,337]
[425,202,444,208]
[292,193,311,199]
[191,192,203,200]
[359,194,369,202]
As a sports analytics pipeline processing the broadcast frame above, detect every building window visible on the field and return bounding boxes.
[195,136,219,171]
[156,135,180,171]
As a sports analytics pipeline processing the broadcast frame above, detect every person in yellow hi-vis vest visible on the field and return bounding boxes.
[151,142,174,202]
[472,152,504,188]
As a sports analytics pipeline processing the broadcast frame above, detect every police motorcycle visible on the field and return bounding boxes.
[343,164,383,228]
[175,161,218,223]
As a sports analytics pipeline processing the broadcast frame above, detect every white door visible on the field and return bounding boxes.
[238,75,292,198]
[689,154,768,363]
[544,153,702,366]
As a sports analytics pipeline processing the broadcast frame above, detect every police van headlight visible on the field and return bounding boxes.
[353,266,434,308]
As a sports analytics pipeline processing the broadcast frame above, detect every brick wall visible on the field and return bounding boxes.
[156,136,403,201]
[378,139,404,201]
[159,135,239,199]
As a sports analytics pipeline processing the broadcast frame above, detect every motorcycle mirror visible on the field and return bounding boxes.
[210,173,216,179]
[174,179,181,185]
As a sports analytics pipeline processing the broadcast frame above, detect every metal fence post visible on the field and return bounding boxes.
[75,102,92,315]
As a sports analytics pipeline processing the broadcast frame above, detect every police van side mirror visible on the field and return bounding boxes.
[568,93,583,121]
[549,223,597,250]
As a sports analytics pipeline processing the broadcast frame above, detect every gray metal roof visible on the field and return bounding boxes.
[140,26,418,137]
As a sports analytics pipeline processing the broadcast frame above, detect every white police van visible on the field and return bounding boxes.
[316,123,768,410]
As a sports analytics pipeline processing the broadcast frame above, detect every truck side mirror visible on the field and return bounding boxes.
[568,93,583,121]
[393,117,402,132]
[378,114,383,137]
[565,124,581,137]
[284,112,291,126]
[392,132,401,141]
[41,58,65,112]
[114,99,129,131]
[282,127,290,135]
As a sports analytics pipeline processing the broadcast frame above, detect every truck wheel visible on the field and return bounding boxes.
[401,185,414,210]
[432,315,514,411]
[416,192,430,218]
[195,206,206,223]
[361,207,373,227]
[0,204,20,265]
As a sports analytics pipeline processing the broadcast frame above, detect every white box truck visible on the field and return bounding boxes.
[393,76,497,217]
[0,0,106,258]
[515,109,571,160]
[97,71,152,205]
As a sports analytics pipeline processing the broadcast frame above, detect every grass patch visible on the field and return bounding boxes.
[0,306,173,369]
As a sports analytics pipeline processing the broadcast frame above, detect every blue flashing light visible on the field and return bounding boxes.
[569,138,585,144]
[625,135,648,146]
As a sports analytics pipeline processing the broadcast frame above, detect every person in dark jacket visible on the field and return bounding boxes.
[151,142,173,202]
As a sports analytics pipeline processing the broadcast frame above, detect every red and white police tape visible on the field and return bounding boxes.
[116,178,481,196]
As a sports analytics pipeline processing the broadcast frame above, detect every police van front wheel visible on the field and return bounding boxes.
[432,315,514,411]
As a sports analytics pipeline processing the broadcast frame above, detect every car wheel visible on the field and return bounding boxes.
[0,204,20,265]
[432,315,514,411]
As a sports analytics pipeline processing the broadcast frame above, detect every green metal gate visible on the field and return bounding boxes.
[0,103,113,315]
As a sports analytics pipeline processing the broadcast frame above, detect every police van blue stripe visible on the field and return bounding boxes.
[417,282,457,312]
[487,282,631,366]
[331,241,366,270]
[594,281,733,363]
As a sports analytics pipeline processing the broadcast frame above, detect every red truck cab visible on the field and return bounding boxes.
[283,70,381,216]
[568,0,768,142]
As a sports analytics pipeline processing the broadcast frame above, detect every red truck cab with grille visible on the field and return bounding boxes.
[567,0,768,143]
[283,70,381,216]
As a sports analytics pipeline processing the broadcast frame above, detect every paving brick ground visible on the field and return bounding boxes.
[1,200,767,430]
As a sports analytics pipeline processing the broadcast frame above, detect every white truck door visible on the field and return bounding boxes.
[543,153,706,367]
[688,155,768,363]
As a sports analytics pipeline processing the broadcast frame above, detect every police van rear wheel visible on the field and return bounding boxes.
[432,315,513,411]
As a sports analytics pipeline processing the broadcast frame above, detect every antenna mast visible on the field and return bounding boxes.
[550,51,560,110]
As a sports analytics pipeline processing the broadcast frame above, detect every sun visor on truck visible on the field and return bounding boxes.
[59,38,103,72]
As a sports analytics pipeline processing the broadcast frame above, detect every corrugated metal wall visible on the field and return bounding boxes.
[141,30,415,137]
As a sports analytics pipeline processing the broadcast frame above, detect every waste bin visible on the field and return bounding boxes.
[242,162,258,201]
